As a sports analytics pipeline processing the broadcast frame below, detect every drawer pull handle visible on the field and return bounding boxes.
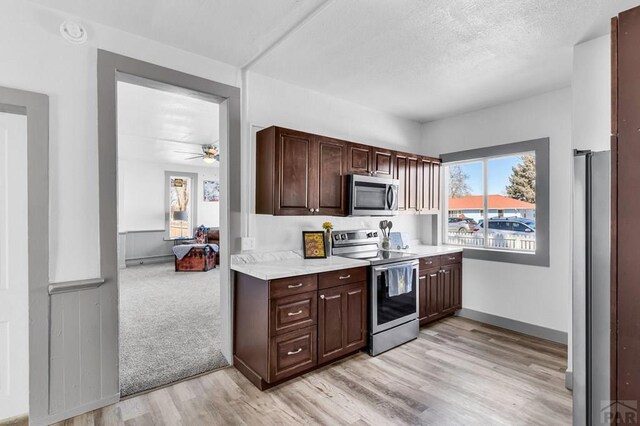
[288,283,303,289]
[287,310,303,316]
[429,273,437,277]
[287,348,302,355]
[339,275,351,280]
[448,256,457,260]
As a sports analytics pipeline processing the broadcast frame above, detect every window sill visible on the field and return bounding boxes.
[460,246,549,267]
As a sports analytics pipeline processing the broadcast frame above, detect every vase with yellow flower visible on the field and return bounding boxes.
[322,221,333,257]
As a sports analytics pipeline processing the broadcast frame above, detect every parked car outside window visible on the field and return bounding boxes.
[473,218,536,235]
[448,217,477,233]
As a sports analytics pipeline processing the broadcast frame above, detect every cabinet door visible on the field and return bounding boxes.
[424,269,441,320]
[441,265,455,314]
[395,154,408,211]
[275,129,317,215]
[407,155,419,213]
[318,282,367,364]
[317,137,347,216]
[430,161,441,212]
[343,282,367,352]
[417,157,431,214]
[371,147,394,177]
[450,263,462,310]
[347,143,371,175]
[318,286,345,363]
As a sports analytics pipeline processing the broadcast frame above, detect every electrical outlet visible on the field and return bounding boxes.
[241,237,256,251]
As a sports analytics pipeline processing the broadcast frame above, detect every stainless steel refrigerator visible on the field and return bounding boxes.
[573,150,610,425]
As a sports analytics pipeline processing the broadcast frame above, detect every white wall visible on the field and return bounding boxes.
[246,71,428,251]
[573,35,611,152]
[118,159,220,232]
[422,88,573,333]
[0,0,238,283]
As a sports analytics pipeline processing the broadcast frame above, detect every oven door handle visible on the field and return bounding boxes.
[373,260,419,273]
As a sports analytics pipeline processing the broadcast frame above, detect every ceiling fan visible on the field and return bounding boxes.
[175,143,219,164]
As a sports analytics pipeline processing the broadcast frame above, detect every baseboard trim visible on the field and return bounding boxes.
[32,394,120,426]
[565,369,573,390]
[125,254,173,266]
[456,308,568,344]
[0,413,28,425]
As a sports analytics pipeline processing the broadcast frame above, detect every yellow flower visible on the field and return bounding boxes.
[322,221,333,231]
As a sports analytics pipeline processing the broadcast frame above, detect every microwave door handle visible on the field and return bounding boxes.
[387,185,397,210]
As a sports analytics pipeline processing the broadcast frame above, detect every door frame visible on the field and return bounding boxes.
[97,51,241,392]
[0,87,50,422]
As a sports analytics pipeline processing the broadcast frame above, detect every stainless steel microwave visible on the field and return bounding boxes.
[347,174,399,216]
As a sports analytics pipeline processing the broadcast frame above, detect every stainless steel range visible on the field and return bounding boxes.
[332,229,419,356]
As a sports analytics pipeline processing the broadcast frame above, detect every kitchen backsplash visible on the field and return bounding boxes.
[250,214,433,252]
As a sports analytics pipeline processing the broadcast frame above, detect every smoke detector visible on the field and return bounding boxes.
[60,21,88,44]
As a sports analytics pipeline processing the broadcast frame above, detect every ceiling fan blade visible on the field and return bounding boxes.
[184,155,204,160]
[174,151,201,155]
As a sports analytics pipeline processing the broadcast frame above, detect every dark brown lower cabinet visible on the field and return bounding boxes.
[419,255,462,326]
[318,281,367,364]
[234,267,368,390]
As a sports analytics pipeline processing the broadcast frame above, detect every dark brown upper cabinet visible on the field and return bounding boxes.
[256,127,347,216]
[395,152,419,214]
[256,126,440,216]
[371,147,394,177]
[316,136,348,216]
[418,156,441,214]
[347,142,372,175]
[348,143,394,177]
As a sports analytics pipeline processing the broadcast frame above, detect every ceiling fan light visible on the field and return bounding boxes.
[203,156,215,164]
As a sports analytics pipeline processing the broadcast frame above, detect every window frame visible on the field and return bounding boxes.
[440,138,550,267]
[164,170,198,240]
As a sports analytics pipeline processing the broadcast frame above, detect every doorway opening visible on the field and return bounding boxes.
[0,109,29,422]
[116,76,227,396]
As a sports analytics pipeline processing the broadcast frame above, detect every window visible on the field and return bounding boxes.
[441,138,549,266]
[165,171,198,239]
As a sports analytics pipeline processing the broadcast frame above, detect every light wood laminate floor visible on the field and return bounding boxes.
[55,317,572,425]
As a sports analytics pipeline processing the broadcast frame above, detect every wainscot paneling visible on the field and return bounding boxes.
[121,230,173,267]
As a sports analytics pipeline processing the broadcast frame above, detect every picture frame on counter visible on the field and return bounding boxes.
[302,231,327,259]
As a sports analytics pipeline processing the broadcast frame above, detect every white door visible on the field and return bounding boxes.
[0,112,28,421]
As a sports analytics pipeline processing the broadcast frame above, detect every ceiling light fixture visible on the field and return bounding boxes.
[203,156,215,164]
[60,21,88,44]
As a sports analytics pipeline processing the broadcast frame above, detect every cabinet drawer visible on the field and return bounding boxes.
[440,252,462,265]
[269,326,317,383]
[318,267,367,289]
[270,291,317,336]
[420,256,441,271]
[270,274,317,299]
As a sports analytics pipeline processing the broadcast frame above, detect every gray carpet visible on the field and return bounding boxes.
[119,262,228,396]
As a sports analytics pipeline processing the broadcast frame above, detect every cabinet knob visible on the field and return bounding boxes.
[315,208,320,212]
[320,294,325,299]
[309,208,314,212]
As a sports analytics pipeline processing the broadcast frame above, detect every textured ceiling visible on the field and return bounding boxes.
[252,0,640,121]
[30,0,640,121]
[27,0,325,66]
[117,81,220,167]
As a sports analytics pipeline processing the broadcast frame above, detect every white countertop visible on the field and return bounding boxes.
[231,245,463,281]
[231,250,369,281]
